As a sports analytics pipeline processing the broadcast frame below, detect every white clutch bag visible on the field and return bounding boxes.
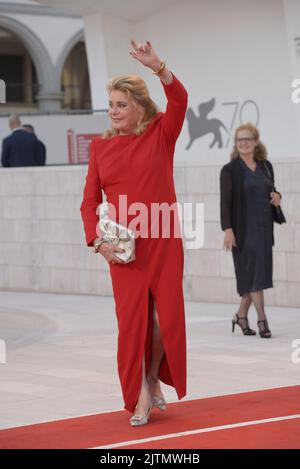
[99,203,135,263]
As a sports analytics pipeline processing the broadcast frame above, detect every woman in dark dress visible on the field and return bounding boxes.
[220,123,282,338]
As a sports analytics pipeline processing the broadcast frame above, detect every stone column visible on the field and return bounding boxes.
[36,90,64,111]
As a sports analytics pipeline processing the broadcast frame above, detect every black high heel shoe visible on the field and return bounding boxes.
[257,320,272,338]
[232,314,256,336]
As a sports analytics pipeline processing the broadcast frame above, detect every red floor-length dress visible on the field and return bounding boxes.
[80,74,188,412]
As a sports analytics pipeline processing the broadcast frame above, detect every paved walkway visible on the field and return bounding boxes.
[0,291,299,429]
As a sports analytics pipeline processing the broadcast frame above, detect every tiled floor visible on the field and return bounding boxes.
[0,291,299,429]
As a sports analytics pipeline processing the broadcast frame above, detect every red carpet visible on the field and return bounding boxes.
[0,385,299,449]
[127,418,300,449]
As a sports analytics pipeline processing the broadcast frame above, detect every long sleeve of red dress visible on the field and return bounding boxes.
[80,73,188,413]
[80,139,102,246]
[160,75,188,142]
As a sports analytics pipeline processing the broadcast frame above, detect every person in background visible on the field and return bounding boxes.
[23,124,46,166]
[220,123,282,339]
[1,114,40,167]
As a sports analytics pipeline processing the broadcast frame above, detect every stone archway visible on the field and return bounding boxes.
[0,15,63,110]
[55,29,84,85]
[55,29,91,109]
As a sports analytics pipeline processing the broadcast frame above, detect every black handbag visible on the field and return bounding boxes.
[263,161,286,224]
[272,204,286,225]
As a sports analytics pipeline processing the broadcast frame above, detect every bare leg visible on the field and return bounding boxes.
[131,305,166,420]
[133,355,152,416]
[147,304,165,399]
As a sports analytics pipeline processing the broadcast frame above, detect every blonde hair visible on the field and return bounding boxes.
[103,75,158,139]
[230,122,268,161]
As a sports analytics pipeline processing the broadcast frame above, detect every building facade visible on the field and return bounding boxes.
[0,0,90,112]
[0,0,300,306]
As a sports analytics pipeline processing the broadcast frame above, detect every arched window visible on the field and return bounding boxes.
[61,41,91,110]
[0,27,39,107]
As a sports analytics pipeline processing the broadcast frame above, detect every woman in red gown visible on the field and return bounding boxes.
[80,41,187,426]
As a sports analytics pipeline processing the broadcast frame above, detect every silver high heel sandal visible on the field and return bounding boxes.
[147,374,167,411]
[130,405,153,427]
[152,396,167,411]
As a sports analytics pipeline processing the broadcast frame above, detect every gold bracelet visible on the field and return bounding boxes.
[152,60,166,75]
[93,239,106,253]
